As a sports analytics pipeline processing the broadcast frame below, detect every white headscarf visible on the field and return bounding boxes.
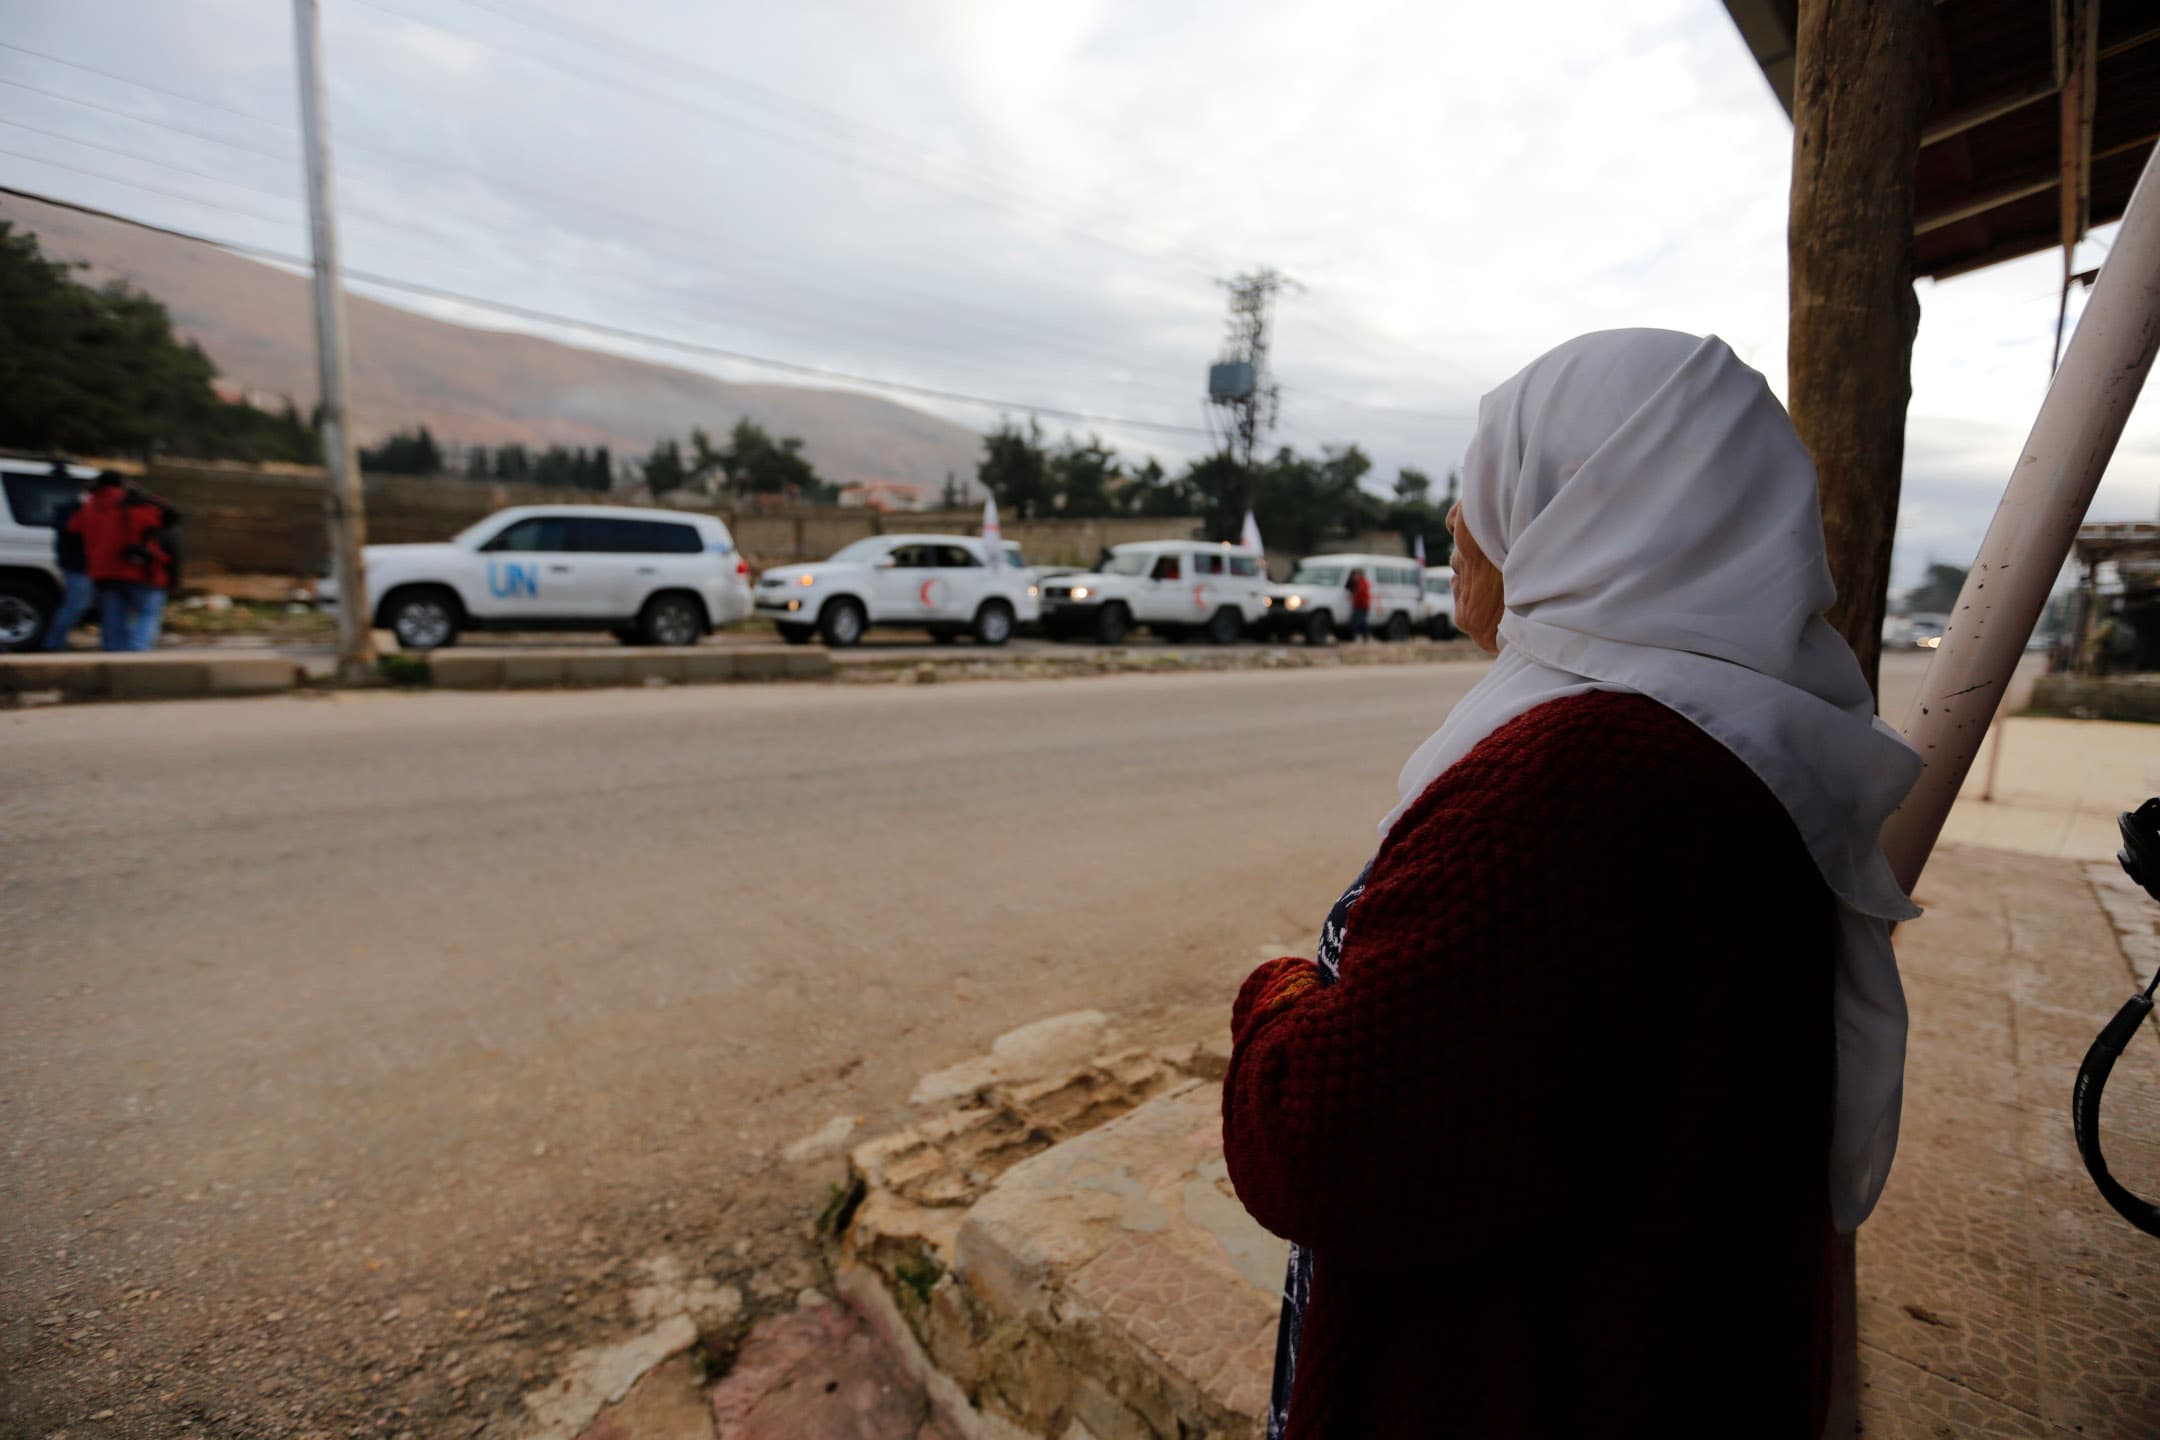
[1383,329,1922,1232]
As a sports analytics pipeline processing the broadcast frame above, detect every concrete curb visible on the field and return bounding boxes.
[0,653,304,703]
[0,645,833,704]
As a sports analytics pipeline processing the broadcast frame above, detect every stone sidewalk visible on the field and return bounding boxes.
[1858,844,2160,1436]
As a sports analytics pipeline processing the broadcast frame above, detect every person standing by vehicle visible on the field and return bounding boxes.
[1346,567,1373,643]
[41,464,96,650]
[70,473,174,652]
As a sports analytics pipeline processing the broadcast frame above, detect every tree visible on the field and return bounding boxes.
[358,426,442,474]
[1122,457,1195,517]
[588,445,612,493]
[1901,563,1967,616]
[692,418,826,499]
[1394,467,1433,504]
[1049,434,1120,517]
[940,471,964,509]
[977,418,1053,519]
[493,443,531,482]
[643,439,689,496]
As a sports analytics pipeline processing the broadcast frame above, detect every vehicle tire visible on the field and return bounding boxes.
[1304,610,1334,646]
[972,600,1014,646]
[819,597,867,647]
[1384,611,1413,642]
[639,592,708,647]
[1093,604,1130,646]
[0,574,56,653]
[1204,607,1243,645]
[776,622,813,646]
[382,586,461,651]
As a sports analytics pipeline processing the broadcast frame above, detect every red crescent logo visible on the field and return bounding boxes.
[919,578,939,606]
[1193,583,1212,612]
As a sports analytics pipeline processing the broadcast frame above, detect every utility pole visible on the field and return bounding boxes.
[293,0,374,681]
[1206,269,1299,536]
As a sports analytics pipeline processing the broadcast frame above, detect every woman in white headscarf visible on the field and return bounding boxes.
[1222,330,1920,1438]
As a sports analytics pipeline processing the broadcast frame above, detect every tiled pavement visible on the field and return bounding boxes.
[1859,844,2160,1437]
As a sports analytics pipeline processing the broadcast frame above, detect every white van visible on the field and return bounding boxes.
[753,534,1040,647]
[1038,540,1267,644]
[1263,552,1426,643]
[1422,568,1456,639]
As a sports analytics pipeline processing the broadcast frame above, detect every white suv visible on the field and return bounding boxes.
[1263,553,1427,643]
[0,457,100,652]
[753,534,1040,647]
[1038,540,1267,645]
[319,505,752,650]
[1422,568,1456,639]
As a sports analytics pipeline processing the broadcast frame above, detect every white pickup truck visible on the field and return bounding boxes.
[1261,552,1428,643]
[318,504,752,650]
[1037,540,1268,644]
[753,534,1039,647]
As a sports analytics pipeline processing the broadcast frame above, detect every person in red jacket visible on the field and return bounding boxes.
[69,473,175,652]
[1344,568,1373,643]
[1223,330,1922,1438]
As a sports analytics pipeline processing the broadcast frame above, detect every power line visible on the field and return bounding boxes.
[0,39,287,127]
[0,56,1211,403]
[0,183,1214,438]
[0,74,295,164]
[0,146,296,227]
[347,0,1225,279]
[0,117,299,208]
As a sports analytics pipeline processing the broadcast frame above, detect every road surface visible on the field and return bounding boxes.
[0,650,1958,1435]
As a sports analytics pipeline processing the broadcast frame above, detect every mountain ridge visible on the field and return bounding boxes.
[1,193,985,497]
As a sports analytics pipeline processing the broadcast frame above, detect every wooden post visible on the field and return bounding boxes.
[1786,0,1932,697]
[1786,3,1931,1433]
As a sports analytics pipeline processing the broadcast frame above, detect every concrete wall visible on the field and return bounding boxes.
[104,461,1417,579]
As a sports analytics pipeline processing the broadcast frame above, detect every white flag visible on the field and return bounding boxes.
[982,495,1004,572]
[1414,534,1427,595]
[1240,509,1263,555]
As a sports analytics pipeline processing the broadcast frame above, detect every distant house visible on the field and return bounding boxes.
[838,480,931,513]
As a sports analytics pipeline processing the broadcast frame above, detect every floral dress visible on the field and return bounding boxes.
[1265,863,1368,1440]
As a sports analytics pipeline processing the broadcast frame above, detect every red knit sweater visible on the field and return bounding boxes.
[1224,692,1835,1438]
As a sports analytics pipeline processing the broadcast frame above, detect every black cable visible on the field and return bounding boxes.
[0,39,287,126]
[0,181,1215,437]
[0,117,299,207]
[0,74,295,164]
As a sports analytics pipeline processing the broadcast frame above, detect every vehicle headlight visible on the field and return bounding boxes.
[1071,585,1091,600]
[1919,635,1940,649]
[1284,595,1303,611]
[1027,584,1039,597]
[797,574,816,586]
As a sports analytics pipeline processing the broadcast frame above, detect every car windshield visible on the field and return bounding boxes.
[1292,565,1346,587]
[827,538,888,565]
[1100,551,1154,576]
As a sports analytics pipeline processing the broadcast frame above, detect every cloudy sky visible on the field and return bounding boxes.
[3,0,2154,590]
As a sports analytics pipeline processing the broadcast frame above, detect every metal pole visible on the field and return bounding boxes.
[293,0,374,681]
[1879,139,2160,890]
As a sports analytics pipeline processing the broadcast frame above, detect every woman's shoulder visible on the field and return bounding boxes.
[1389,690,1769,848]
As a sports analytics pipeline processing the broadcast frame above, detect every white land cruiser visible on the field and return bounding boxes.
[1262,552,1428,643]
[0,456,100,652]
[1038,540,1267,645]
[317,504,752,650]
[753,534,1040,647]
[1422,567,1457,639]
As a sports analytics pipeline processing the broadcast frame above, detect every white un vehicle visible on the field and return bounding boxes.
[753,534,1040,647]
[1038,539,1268,645]
[319,505,752,650]
[0,456,99,652]
[1263,552,1429,643]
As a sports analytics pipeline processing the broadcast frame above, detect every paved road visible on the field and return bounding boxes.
[0,650,1959,1434]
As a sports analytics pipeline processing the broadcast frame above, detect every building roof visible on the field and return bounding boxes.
[1724,0,2160,279]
